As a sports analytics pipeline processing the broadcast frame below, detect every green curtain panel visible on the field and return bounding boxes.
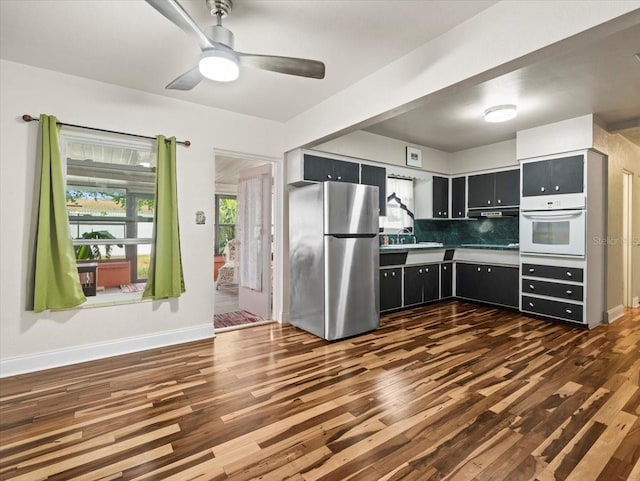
[143,136,185,299]
[33,115,86,312]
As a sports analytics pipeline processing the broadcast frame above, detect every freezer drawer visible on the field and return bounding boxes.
[325,236,379,340]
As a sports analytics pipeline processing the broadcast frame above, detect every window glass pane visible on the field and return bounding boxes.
[137,198,155,219]
[75,224,126,239]
[137,222,154,239]
[218,197,237,224]
[66,187,127,218]
[532,221,571,245]
[75,243,126,261]
[217,226,235,254]
[137,244,152,280]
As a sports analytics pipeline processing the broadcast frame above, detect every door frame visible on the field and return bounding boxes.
[623,170,633,307]
[214,149,284,323]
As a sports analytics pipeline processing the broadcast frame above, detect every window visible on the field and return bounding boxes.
[215,195,237,256]
[383,176,414,231]
[61,129,155,290]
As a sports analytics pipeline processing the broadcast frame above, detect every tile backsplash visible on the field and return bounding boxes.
[414,217,519,245]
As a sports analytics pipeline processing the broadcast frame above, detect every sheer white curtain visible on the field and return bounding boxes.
[237,175,262,291]
[384,177,414,231]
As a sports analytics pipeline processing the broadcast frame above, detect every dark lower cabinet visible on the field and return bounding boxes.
[361,164,387,216]
[440,262,453,298]
[403,264,439,306]
[456,262,518,308]
[380,268,402,311]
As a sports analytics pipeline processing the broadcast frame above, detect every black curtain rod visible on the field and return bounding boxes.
[22,114,191,147]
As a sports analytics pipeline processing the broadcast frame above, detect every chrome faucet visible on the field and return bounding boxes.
[396,227,412,245]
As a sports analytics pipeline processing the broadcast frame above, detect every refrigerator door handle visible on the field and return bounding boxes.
[329,234,377,239]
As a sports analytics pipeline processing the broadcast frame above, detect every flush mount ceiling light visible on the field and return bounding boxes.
[484,104,518,123]
[198,49,239,82]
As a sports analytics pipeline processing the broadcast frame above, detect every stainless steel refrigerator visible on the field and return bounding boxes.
[289,181,380,340]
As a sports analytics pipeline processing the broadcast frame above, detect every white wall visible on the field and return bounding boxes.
[0,60,285,374]
[448,139,518,174]
[315,130,451,174]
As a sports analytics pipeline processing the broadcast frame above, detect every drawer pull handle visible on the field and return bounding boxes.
[426,268,429,272]
[529,285,534,290]
[419,269,422,273]
[555,185,560,191]
[529,268,535,272]
[540,186,545,192]
[566,290,572,295]
[443,266,447,271]
[458,211,462,215]
[327,174,332,179]
[566,272,572,277]
[487,268,492,273]
[477,267,481,272]
[337,176,342,180]
[487,200,491,204]
[438,211,442,215]
[444,212,447,216]
[566,309,572,314]
[391,272,395,277]
[529,302,534,307]
[497,199,501,204]
[384,272,387,278]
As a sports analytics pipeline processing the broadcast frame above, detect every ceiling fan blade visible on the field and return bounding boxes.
[238,53,325,79]
[145,0,212,50]
[166,66,203,90]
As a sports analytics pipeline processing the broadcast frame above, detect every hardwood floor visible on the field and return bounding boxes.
[1,301,639,481]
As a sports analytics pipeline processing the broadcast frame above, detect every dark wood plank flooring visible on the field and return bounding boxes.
[1,301,639,480]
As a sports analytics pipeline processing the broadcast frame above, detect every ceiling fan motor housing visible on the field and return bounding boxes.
[204,24,234,49]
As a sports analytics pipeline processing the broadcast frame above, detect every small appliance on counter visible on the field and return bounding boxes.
[289,182,380,340]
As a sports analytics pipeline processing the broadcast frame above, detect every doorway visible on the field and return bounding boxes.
[623,170,633,307]
[213,154,275,331]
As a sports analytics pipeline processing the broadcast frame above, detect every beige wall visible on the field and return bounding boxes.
[594,126,640,309]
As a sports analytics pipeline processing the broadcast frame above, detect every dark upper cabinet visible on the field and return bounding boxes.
[468,169,520,209]
[451,177,466,218]
[468,173,495,208]
[404,264,439,306]
[494,169,520,207]
[432,176,449,218]
[303,154,359,184]
[440,263,453,298]
[522,155,584,197]
[361,164,387,216]
[380,268,402,311]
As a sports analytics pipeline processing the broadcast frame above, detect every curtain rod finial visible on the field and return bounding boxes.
[184,140,191,147]
[22,114,35,122]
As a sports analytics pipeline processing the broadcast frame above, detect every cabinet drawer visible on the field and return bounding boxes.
[522,279,583,301]
[522,264,583,282]
[522,296,583,323]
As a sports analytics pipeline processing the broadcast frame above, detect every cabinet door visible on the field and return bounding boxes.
[451,176,466,218]
[440,263,452,298]
[522,160,550,197]
[423,264,439,302]
[486,265,519,307]
[403,266,423,306]
[494,169,520,207]
[303,154,334,182]
[361,164,387,216]
[432,176,449,218]
[468,173,495,208]
[380,268,402,311]
[332,158,360,183]
[456,263,480,300]
[549,155,584,195]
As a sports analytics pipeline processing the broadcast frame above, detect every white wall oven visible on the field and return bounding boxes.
[520,209,586,257]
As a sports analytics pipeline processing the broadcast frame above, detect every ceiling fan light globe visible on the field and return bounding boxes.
[198,50,239,82]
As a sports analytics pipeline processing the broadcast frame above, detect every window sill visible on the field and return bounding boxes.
[51,291,152,311]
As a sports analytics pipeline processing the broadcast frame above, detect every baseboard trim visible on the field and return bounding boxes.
[606,304,625,323]
[0,324,215,378]
[633,297,639,308]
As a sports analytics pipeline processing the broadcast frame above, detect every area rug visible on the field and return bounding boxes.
[119,283,146,293]
[214,310,265,329]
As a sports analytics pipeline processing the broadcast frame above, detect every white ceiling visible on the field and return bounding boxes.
[215,156,269,185]
[0,0,495,122]
[364,22,640,152]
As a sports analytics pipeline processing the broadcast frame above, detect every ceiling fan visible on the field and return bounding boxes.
[146,0,326,90]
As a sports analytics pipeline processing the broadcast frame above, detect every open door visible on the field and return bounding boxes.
[236,164,272,319]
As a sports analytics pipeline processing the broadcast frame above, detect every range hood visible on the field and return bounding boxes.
[468,207,519,218]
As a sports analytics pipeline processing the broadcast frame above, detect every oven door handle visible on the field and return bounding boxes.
[521,210,583,219]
